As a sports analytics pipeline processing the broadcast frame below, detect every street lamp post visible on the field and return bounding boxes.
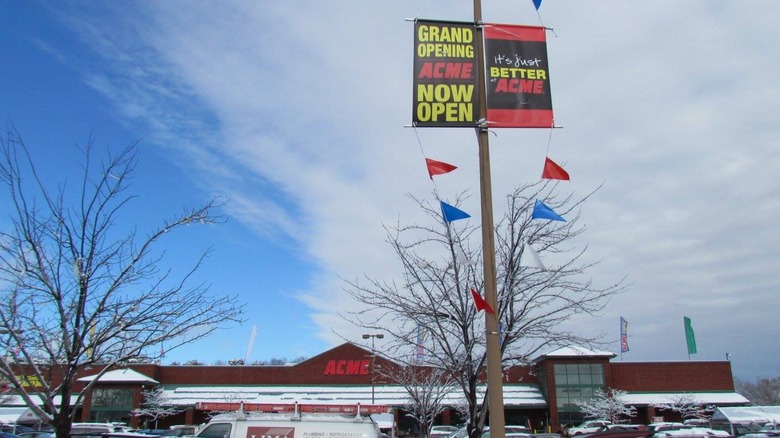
[362,333,384,404]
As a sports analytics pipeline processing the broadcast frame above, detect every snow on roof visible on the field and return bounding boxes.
[1,394,74,407]
[159,384,547,408]
[533,346,617,362]
[77,368,158,385]
[620,392,749,406]
[711,406,780,424]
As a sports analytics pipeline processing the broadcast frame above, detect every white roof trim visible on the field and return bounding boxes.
[621,392,749,406]
[533,346,617,362]
[1,394,76,408]
[158,384,547,408]
[77,368,158,385]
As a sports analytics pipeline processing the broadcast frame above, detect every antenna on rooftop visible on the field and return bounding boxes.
[244,324,258,364]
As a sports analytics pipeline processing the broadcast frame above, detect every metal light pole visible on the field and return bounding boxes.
[362,333,384,404]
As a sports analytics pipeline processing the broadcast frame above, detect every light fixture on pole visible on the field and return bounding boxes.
[362,333,384,404]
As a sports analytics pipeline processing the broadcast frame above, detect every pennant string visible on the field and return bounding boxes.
[544,122,554,158]
[413,124,426,158]
[412,124,468,226]
[413,125,442,192]
[535,8,545,28]
[413,125,431,178]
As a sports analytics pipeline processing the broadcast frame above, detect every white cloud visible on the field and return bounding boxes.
[51,0,780,378]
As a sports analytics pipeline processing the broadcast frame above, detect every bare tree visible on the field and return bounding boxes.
[734,377,780,406]
[132,387,183,428]
[653,393,714,420]
[378,361,458,438]
[344,182,625,438]
[0,129,244,438]
[575,389,636,423]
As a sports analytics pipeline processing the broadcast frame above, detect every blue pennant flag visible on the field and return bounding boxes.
[440,201,471,223]
[532,0,542,10]
[532,199,566,222]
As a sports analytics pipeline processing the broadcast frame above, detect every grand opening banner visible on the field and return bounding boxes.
[413,20,479,127]
[484,23,553,128]
[412,20,553,128]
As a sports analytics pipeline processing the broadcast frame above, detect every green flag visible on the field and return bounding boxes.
[684,316,697,355]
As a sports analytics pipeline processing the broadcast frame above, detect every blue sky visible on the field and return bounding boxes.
[2,1,779,381]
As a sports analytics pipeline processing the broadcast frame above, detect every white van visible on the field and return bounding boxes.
[194,404,381,438]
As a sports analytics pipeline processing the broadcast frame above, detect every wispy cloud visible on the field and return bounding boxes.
[46,0,780,377]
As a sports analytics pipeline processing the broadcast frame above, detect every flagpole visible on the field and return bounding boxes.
[473,0,506,437]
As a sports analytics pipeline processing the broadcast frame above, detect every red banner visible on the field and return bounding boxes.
[484,24,554,128]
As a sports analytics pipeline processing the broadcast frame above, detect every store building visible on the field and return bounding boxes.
[1,343,749,433]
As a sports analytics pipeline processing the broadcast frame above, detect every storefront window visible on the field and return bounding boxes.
[89,388,134,423]
[554,363,604,425]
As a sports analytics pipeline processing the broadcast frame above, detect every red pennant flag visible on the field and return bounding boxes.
[470,288,495,315]
[426,158,458,179]
[541,157,570,181]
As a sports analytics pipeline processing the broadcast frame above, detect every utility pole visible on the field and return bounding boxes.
[363,333,384,404]
[472,0,506,437]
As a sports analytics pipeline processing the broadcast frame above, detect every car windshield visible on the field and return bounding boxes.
[450,429,468,438]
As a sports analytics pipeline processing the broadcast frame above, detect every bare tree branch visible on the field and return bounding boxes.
[343,181,626,437]
[132,387,184,428]
[377,360,458,438]
[653,393,715,420]
[735,377,780,406]
[0,128,245,438]
[575,389,636,423]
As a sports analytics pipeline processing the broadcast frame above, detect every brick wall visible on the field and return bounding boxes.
[609,361,735,391]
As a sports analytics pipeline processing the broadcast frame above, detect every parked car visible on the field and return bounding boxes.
[0,426,34,435]
[17,432,54,438]
[582,425,650,438]
[653,427,730,437]
[162,426,198,437]
[741,422,780,438]
[101,433,174,438]
[71,423,136,438]
[567,421,612,436]
[450,426,533,438]
[644,423,687,433]
[484,426,533,438]
[430,426,459,438]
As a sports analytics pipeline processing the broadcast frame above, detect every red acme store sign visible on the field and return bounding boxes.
[323,359,370,375]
